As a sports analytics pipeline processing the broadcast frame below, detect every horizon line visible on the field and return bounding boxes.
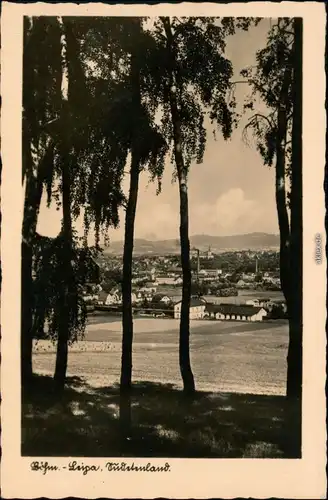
[106,231,280,244]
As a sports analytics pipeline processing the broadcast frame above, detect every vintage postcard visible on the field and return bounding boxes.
[1,1,326,498]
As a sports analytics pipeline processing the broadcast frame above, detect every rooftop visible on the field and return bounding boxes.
[174,298,206,307]
[205,303,263,317]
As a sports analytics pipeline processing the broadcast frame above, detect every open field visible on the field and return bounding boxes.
[25,318,301,458]
[155,288,284,304]
[204,290,284,305]
[33,318,289,395]
[237,290,284,299]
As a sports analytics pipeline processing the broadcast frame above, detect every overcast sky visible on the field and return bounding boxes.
[37,18,278,242]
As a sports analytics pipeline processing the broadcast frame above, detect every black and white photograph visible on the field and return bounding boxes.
[1,2,326,499]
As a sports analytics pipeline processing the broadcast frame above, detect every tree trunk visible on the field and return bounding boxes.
[120,152,140,392]
[21,17,56,391]
[54,307,69,392]
[21,139,37,388]
[178,171,195,394]
[54,19,73,393]
[54,139,73,393]
[21,241,34,388]
[119,35,143,444]
[287,18,303,401]
[162,16,195,394]
[21,139,53,389]
[275,51,293,309]
[275,110,291,307]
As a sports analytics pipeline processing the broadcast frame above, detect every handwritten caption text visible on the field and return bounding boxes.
[30,461,171,475]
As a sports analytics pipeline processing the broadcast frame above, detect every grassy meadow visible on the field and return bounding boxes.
[23,375,300,458]
[22,316,301,458]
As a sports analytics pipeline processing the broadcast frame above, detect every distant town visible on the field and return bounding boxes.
[83,247,286,322]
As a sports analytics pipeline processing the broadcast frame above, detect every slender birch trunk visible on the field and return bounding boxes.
[162,16,195,394]
[287,18,303,402]
[54,17,74,393]
[120,22,143,443]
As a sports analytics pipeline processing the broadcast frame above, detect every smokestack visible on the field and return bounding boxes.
[197,249,200,283]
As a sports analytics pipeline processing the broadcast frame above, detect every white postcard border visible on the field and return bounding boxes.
[1,2,326,498]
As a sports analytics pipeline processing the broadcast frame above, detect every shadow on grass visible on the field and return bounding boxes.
[22,374,301,458]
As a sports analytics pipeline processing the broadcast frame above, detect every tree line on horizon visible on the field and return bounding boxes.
[21,16,302,423]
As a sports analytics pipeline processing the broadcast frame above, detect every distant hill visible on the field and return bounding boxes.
[103,232,280,255]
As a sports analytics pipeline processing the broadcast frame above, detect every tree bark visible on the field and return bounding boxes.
[119,33,143,445]
[275,101,291,307]
[178,171,195,394]
[120,39,143,393]
[120,152,140,392]
[21,139,54,389]
[54,132,73,393]
[21,242,34,388]
[287,18,303,401]
[162,17,195,394]
[274,28,294,305]
[21,134,37,389]
[54,19,74,393]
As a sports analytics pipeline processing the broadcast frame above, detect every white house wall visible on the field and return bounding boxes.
[211,311,266,322]
[174,305,205,320]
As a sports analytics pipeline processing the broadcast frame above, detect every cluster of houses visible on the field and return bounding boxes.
[83,253,283,322]
[95,289,147,306]
[245,297,286,313]
[236,272,280,289]
[84,287,180,307]
[84,287,284,322]
[197,269,223,281]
